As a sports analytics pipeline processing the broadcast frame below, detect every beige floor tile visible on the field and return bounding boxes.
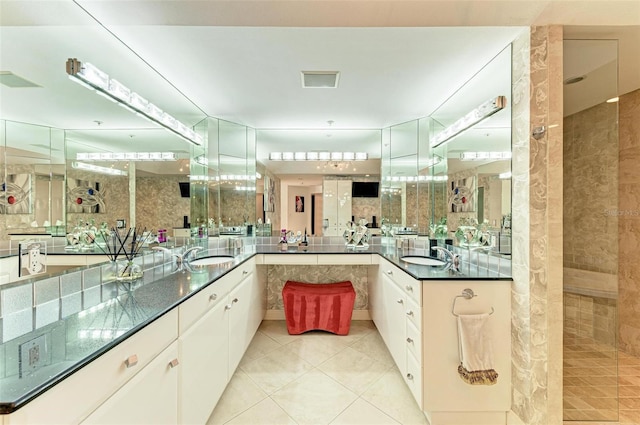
[207,369,268,425]
[240,344,314,394]
[361,368,428,425]
[349,331,395,367]
[330,398,400,425]
[318,346,392,395]
[238,331,282,366]
[283,332,349,366]
[258,320,303,345]
[225,398,297,425]
[271,370,358,425]
[336,320,378,345]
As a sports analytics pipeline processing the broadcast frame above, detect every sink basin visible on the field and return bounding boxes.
[400,256,446,266]
[188,256,234,268]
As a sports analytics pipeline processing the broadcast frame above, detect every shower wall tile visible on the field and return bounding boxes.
[619,89,640,357]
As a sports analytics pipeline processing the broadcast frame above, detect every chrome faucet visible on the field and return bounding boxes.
[432,246,461,272]
[152,246,202,270]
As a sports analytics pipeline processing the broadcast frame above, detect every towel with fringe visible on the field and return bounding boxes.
[456,313,498,385]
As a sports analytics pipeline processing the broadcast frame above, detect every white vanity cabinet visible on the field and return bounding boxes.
[373,257,423,408]
[81,341,180,425]
[372,257,512,425]
[3,310,179,425]
[178,257,264,425]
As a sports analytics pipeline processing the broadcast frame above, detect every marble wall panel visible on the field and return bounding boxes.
[619,89,640,357]
[135,176,190,232]
[1,164,36,239]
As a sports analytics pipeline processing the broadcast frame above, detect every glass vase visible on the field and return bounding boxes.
[114,259,143,282]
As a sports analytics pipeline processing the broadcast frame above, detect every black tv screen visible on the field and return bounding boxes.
[178,182,190,198]
[352,182,379,198]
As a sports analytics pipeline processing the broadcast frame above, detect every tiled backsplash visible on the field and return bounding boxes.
[0,246,186,345]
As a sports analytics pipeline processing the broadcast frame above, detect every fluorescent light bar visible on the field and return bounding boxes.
[66,58,202,146]
[76,152,176,161]
[431,96,507,148]
[72,162,127,176]
[459,151,512,161]
[386,175,448,182]
[268,151,369,161]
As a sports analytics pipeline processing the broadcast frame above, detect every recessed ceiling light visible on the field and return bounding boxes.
[564,75,586,85]
[606,97,619,103]
[301,71,340,88]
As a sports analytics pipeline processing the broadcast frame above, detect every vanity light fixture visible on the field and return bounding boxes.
[66,58,203,146]
[384,175,447,182]
[459,151,512,161]
[430,96,507,148]
[76,152,176,161]
[72,162,127,176]
[268,152,368,161]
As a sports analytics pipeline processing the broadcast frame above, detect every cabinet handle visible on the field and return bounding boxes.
[406,310,414,316]
[386,270,393,275]
[232,298,239,303]
[242,270,249,275]
[406,337,413,344]
[225,304,232,310]
[405,285,413,292]
[209,293,218,301]
[124,354,138,369]
[169,358,180,368]
[397,299,404,304]
[406,373,414,380]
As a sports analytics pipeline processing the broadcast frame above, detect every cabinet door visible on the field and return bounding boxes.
[82,341,179,425]
[322,180,338,235]
[228,271,262,375]
[383,275,407,375]
[178,297,229,425]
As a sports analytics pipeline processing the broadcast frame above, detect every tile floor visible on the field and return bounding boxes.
[563,332,640,424]
[207,320,428,425]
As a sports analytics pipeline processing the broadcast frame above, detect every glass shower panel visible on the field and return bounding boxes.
[562,38,620,423]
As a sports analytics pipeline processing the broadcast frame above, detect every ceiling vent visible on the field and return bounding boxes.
[0,72,41,88]
[301,71,340,88]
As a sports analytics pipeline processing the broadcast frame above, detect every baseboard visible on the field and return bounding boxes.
[263,310,371,321]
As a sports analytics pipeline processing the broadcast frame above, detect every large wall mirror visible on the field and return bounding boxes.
[430,45,512,249]
[381,44,512,250]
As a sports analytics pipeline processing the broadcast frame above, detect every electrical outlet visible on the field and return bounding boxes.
[19,334,48,378]
[28,244,43,274]
[116,219,126,229]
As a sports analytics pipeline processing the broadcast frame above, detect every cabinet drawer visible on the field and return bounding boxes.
[406,320,422,360]
[262,254,318,265]
[380,260,422,306]
[317,254,372,265]
[405,350,423,409]
[405,296,421,331]
[179,273,235,333]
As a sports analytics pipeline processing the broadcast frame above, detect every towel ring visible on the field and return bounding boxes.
[452,288,495,317]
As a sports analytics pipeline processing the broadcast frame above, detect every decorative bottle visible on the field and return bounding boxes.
[279,229,288,251]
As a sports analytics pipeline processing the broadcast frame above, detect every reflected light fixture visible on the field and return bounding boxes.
[459,152,512,161]
[269,152,368,161]
[499,171,512,179]
[384,175,447,182]
[66,58,203,146]
[72,162,127,176]
[431,96,507,148]
[76,152,176,161]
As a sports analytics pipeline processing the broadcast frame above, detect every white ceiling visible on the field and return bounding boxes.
[1,1,638,180]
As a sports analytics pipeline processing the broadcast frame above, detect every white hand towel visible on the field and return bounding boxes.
[456,313,498,385]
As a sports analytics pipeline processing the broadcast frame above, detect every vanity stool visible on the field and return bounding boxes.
[282,280,356,335]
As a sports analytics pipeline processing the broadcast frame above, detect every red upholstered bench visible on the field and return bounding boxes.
[282,280,356,335]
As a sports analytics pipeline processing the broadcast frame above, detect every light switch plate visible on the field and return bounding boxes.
[19,334,49,378]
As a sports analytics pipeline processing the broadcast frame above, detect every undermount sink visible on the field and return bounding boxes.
[188,256,234,267]
[400,256,447,266]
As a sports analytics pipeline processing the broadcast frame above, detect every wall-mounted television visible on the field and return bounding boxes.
[178,182,190,198]
[352,181,379,198]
